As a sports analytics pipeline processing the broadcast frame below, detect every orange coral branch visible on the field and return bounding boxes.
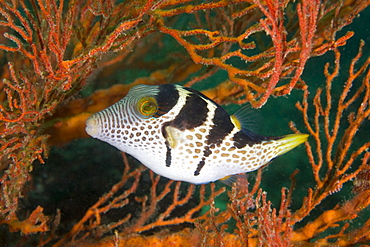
[154,0,358,107]
[251,0,287,107]
[283,0,319,94]
[0,63,39,123]
[54,154,145,247]
[54,153,225,246]
[0,0,166,220]
[292,189,370,243]
[0,206,49,235]
[1,0,370,245]
[290,42,370,224]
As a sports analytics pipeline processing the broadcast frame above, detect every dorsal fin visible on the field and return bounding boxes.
[230,104,259,132]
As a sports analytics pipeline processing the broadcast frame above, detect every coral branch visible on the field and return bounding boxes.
[0,0,164,220]
[0,206,49,235]
[292,189,370,243]
[291,43,370,226]
[153,0,361,107]
[1,0,370,245]
[54,153,225,246]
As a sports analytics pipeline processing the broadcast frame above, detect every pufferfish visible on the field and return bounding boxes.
[85,84,308,184]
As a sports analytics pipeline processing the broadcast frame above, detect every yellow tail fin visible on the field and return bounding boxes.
[276,134,309,156]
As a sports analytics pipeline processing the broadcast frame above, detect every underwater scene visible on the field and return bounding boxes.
[0,0,370,246]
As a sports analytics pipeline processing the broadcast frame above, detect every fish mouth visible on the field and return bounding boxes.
[85,115,99,138]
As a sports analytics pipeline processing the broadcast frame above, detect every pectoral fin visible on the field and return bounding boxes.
[163,126,185,168]
[163,126,183,149]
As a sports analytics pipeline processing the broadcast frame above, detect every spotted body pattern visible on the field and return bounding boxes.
[86,84,308,184]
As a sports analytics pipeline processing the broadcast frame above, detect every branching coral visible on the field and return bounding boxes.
[0,0,167,221]
[155,0,363,107]
[51,29,369,247]
[40,42,370,246]
[0,0,369,246]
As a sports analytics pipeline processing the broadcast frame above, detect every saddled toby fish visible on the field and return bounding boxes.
[85,84,308,184]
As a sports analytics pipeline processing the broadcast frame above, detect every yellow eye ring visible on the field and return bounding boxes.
[138,97,158,117]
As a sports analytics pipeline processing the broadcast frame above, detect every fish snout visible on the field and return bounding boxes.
[85,114,100,138]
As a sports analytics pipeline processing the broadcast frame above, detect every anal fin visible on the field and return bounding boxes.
[220,173,248,186]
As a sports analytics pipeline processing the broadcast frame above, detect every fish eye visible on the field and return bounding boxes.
[138,97,158,117]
